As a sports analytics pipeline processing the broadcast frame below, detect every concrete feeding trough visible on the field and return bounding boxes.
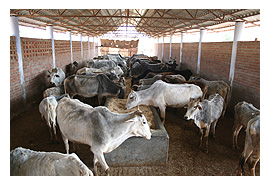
[104,98,169,166]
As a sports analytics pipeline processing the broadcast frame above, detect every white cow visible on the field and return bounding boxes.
[184,94,224,153]
[126,80,203,124]
[43,85,65,98]
[39,96,58,144]
[77,66,124,77]
[47,67,66,87]
[56,97,151,176]
[10,147,93,176]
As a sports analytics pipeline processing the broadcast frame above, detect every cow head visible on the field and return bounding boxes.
[126,90,138,110]
[47,68,65,87]
[184,98,202,121]
[128,109,151,140]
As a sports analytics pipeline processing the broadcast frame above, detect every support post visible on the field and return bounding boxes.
[46,26,56,68]
[162,36,164,62]
[93,37,95,57]
[79,33,83,63]
[228,21,245,105]
[169,34,173,58]
[67,31,73,62]
[156,37,159,57]
[88,36,90,60]
[179,32,184,66]
[197,29,205,75]
[10,16,26,109]
[97,37,101,56]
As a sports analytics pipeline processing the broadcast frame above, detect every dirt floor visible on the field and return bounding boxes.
[10,78,260,176]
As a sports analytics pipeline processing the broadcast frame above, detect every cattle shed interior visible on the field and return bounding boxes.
[10,7,261,177]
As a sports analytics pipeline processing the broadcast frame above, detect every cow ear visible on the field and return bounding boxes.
[184,104,188,109]
[48,70,51,74]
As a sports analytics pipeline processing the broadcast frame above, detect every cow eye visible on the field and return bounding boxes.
[143,121,146,125]
[194,106,197,109]
[47,75,50,78]
[55,75,60,78]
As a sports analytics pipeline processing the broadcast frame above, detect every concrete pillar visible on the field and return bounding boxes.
[169,34,173,58]
[10,16,26,109]
[180,32,184,66]
[156,37,159,57]
[162,36,164,62]
[46,26,56,68]
[197,28,205,75]
[67,31,73,62]
[97,37,101,56]
[79,33,83,63]
[88,36,90,60]
[228,21,245,105]
[93,37,95,57]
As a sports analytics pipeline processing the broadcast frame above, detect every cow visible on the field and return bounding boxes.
[56,97,151,175]
[130,61,167,77]
[77,66,123,78]
[39,95,58,144]
[88,60,117,69]
[64,74,126,105]
[66,61,79,77]
[47,67,66,87]
[43,85,65,98]
[165,57,178,70]
[238,115,260,176]
[189,76,230,117]
[161,74,186,82]
[183,94,224,153]
[139,75,162,86]
[10,147,93,176]
[233,101,260,149]
[126,80,203,125]
[162,76,208,100]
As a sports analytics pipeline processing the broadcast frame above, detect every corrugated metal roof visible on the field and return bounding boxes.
[10,9,260,37]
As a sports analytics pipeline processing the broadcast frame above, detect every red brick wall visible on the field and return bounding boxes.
[181,42,199,75]
[231,41,260,109]
[200,42,232,83]
[10,36,97,119]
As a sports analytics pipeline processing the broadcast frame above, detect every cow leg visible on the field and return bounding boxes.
[204,125,211,154]
[61,135,69,154]
[93,151,110,176]
[97,95,103,106]
[238,154,245,176]
[93,154,99,176]
[210,119,218,139]
[233,125,243,150]
[247,157,259,176]
[158,105,166,125]
[199,128,204,150]
[221,102,227,118]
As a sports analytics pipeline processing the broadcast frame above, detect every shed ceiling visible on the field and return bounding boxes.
[10,9,260,37]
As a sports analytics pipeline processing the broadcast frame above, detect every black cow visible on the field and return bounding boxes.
[64,74,126,105]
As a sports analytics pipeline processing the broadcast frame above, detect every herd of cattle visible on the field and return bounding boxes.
[10,54,260,176]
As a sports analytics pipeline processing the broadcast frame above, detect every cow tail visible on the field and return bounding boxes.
[225,84,231,106]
